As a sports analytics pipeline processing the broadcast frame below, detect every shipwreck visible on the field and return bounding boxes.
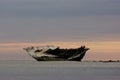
[23,45,89,61]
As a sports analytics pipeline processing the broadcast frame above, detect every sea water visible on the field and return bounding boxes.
[0,60,120,80]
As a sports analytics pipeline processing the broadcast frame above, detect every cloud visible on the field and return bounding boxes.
[0,15,120,42]
[0,0,120,43]
[0,0,120,18]
[0,32,4,36]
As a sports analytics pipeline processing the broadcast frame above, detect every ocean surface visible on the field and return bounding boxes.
[0,60,120,80]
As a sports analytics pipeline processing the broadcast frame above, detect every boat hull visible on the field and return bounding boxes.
[33,56,66,61]
[24,46,89,61]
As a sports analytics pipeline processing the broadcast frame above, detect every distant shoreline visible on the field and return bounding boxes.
[84,60,120,63]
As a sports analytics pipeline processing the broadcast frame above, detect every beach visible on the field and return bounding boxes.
[0,60,120,80]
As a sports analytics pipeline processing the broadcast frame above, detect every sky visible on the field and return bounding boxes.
[0,0,120,60]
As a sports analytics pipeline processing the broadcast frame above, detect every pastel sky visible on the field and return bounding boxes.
[0,0,120,60]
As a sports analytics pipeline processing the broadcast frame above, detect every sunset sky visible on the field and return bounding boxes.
[0,0,120,61]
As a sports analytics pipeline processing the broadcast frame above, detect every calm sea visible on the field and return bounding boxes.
[0,60,120,80]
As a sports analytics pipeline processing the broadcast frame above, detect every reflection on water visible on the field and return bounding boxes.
[0,60,120,80]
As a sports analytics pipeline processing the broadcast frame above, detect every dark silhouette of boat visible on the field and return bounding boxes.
[24,45,89,61]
